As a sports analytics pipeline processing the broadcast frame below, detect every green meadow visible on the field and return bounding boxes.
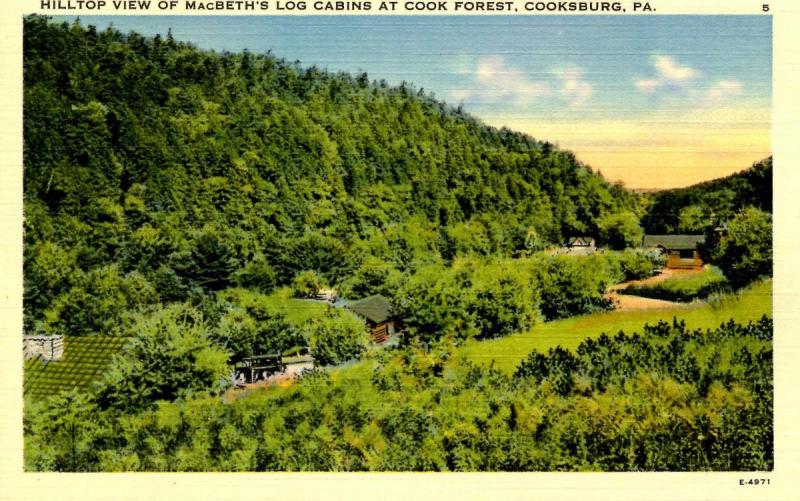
[460,279,772,374]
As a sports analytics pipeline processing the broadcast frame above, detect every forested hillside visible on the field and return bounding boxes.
[22,16,774,473]
[23,16,644,336]
[642,157,772,234]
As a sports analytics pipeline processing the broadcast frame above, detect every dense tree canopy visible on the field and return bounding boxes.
[641,157,772,234]
[23,16,643,335]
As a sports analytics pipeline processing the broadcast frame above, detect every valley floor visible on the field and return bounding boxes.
[460,279,772,375]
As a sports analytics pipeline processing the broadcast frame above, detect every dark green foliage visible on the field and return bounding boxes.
[212,307,302,363]
[232,255,277,293]
[94,304,231,411]
[642,157,772,234]
[712,207,772,286]
[290,270,327,298]
[527,255,615,320]
[597,211,644,250]
[23,16,642,335]
[304,308,370,366]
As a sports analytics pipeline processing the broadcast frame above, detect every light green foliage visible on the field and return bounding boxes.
[621,266,728,302]
[23,16,645,335]
[291,270,327,298]
[24,390,101,472]
[213,306,303,362]
[597,211,644,250]
[395,251,658,346]
[522,254,614,320]
[336,256,403,299]
[713,207,772,286]
[303,308,370,366]
[601,249,658,282]
[395,264,479,345]
[461,279,771,374]
[95,304,231,410]
[677,205,707,233]
[41,265,157,336]
[469,262,540,339]
[25,315,772,472]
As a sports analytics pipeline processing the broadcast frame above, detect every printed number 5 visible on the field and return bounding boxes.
[763,4,769,11]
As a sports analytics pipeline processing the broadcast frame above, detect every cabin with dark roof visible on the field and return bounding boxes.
[347,294,396,343]
[564,236,596,255]
[643,234,706,269]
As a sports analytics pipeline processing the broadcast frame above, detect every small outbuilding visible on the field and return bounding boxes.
[564,236,596,255]
[643,234,706,269]
[347,294,396,343]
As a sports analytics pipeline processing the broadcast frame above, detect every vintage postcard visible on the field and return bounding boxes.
[0,0,797,499]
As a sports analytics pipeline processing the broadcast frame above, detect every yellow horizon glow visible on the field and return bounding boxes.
[487,104,771,189]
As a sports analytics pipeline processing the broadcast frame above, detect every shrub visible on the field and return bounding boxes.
[291,270,326,298]
[713,207,772,286]
[96,303,231,411]
[303,308,370,365]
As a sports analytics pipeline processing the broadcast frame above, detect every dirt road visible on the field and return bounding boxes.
[605,268,704,311]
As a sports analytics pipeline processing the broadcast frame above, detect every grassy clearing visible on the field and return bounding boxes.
[266,288,332,325]
[620,265,728,302]
[460,279,772,375]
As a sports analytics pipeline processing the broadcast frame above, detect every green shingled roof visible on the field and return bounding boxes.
[643,234,706,250]
[348,294,393,324]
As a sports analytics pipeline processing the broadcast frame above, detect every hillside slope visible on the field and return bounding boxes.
[642,157,772,234]
[23,16,642,334]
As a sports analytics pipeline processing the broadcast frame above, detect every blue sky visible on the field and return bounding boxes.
[60,15,772,188]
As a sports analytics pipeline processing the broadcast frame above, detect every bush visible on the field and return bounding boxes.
[213,307,303,363]
[96,303,231,411]
[291,270,326,298]
[527,255,614,320]
[603,249,658,282]
[233,255,277,294]
[336,256,403,299]
[713,207,772,286]
[395,265,478,346]
[598,211,644,250]
[470,264,540,339]
[303,308,370,365]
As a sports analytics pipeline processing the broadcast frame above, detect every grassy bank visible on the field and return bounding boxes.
[619,265,729,302]
[460,279,772,374]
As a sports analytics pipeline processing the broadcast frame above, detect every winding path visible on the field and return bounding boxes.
[604,268,703,311]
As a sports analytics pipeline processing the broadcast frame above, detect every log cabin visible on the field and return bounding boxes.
[564,236,596,254]
[347,294,395,343]
[643,234,706,269]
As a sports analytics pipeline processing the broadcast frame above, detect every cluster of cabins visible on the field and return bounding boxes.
[233,233,710,385]
[564,234,706,269]
[234,294,398,385]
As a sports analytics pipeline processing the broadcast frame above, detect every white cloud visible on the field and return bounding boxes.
[451,56,550,106]
[707,79,744,101]
[452,57,595,109]
[654,55,699,82]
[634,55,700,93]
[553,67,593,109]
[458,56,550,106]
[634,79,660,93]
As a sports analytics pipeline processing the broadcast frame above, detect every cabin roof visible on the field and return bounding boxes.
[643,234,706,250]
[348,294,393,324]
[566,236,595,246]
